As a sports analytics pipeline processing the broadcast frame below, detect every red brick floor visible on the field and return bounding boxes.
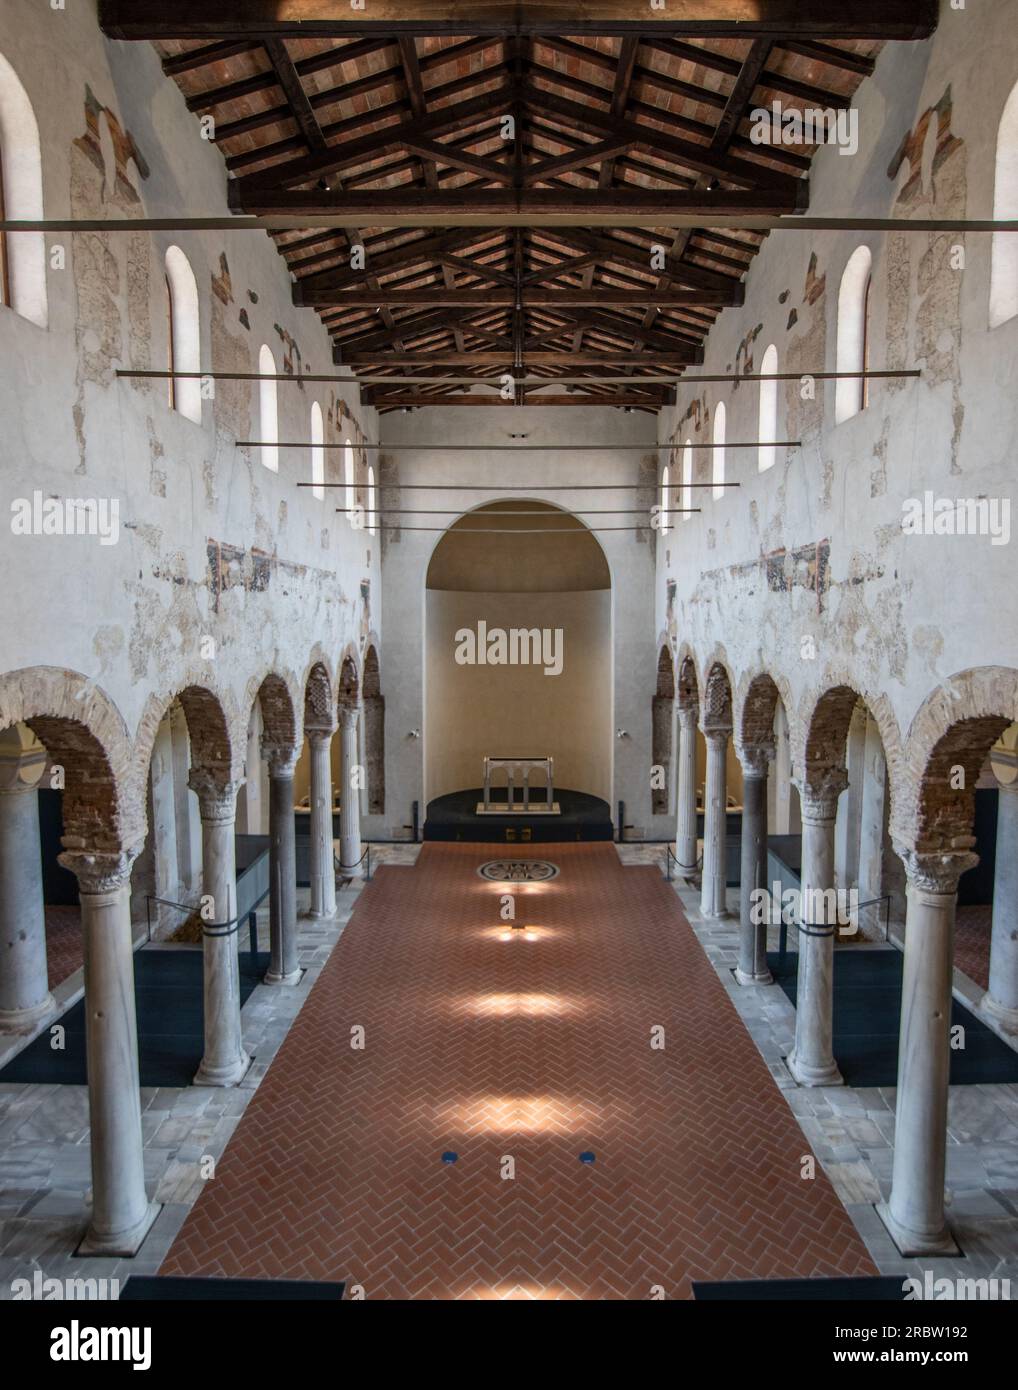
[162,844,875,1299]
[954,905,992,992]
[45,905,84,989]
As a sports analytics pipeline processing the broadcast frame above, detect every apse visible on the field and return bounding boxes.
[424,502,612,805]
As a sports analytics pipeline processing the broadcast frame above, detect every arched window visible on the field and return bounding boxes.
[835,246,873,423]
[712,402,726,500]
[0,51,46,326]
[758,343,778,472]
[681,440,693,521]
[310,401,325,500]
[991,81,1018,328]
[660,462,671,535]
[343,440,355,517]
[164,246,201,423]
[367,464,377,535]
[258,344,278,472]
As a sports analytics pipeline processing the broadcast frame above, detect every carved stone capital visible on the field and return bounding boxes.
[263,742,299,779]
[897,846,980,897]
[701,723,732,746]
[736,741,774,780]
[306,722,337,747]
[187,769,242,823]
[338,704,361,732]
[677,706,698,732]
[798,765,849,823]
[58,849,140,896]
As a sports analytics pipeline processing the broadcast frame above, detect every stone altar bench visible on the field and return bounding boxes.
[477,757,561,815]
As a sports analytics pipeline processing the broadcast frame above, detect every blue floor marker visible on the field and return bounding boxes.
[441,1151,458,1164]
[579,1151,596,1164]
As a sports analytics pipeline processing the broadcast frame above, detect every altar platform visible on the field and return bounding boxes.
[424,787,614,843]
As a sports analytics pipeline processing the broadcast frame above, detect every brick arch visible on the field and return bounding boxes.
[702,660,734,730]
[338,647,361,712]
[736,671,788,753]
[0,666,138,854]
[652,645,676,815]
[656,644,675,699]
[797,678,902,787]
[247,670,300,752]
[676,650,700,718]
[135,683,240,797]
[896,667,1018,852]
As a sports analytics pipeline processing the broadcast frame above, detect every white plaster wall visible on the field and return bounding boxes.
[656,1,1018,777]
[0,1,380,823]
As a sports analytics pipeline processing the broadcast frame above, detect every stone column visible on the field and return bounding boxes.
[265,744,300,985]
[307,725,337,918]
[675,707,699,873]
[877,849,976,1256]
[188,771,249,1086]
[338,705,363,874]
[0,732,53,1030]
[857,714,889,937]
[985,782,1018,1030]
[736,743,773,985]
[60,851,159,1256]
[787,772,847,1087]
[699,726,730,918]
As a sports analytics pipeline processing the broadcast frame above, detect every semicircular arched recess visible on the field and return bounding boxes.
[424,502,612,811]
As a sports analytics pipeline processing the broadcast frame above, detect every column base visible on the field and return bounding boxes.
[194,1049,252,1088]
[735,967,774,987]
[786,1048,844,1088]
[77,1200,161,1258]
[701,906,730,921]
[304,905,338,921]
[875,1200,960,1258]
[980,993,1018,1034]
[264,967,302,986]
[0,992,56,1033]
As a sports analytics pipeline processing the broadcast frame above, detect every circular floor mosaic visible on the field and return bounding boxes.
[476,859,560,883]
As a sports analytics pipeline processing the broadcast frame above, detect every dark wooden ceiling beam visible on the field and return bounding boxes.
[298,287,740,309]
[235,186,807,217]
[337,348,701,365]
[100,1,938,42]
[161,39,260,76]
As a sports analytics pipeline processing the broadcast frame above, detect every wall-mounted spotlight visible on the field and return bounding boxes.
[616,728,629,740]
[408,728,421,739]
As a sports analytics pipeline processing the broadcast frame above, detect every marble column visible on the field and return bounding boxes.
[699,726,730,919]
[0,733,53,1030]
[265,744,300,985]
[877,849,977,1256]
[338,705,363,874]
[787,772,847,1087]
[188,771,249,1086]
[985,782,1018,1029]
[675,707,699,873]
[736,743,773,985]
[307,725,338,918]
[60,850,159,1256]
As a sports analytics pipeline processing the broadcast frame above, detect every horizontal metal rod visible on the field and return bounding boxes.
[303,482,740,491]
[3,216,1017,232]
[339,507,695,515]
[117,367,921,386]
[370,524,676,532]
[248,440,799,450]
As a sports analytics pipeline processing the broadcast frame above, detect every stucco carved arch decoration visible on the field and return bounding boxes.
[676,647,701,718]
[337,645,362,713]
[362,630,382,687]
[302,647,336,734]
[700,655,735,733]
[894,666,1018,853]
[0,666,139,854]
[795,672,903,813]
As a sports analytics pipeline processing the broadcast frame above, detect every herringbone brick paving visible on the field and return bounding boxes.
[162,844,876,1298]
